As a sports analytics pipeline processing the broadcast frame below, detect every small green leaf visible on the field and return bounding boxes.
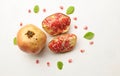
[84,32,95,40]
[66,6,75,15]
[13,37,17,45]
[34,5,39,13]
[57,61,63,70]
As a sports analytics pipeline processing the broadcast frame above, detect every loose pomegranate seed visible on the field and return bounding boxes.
[36,59,39,64]
[80,49,85,53]
[68,59,73,63]
[74,25,78,29]
[73,17,77,21]
[60,6,64,10]
[47,62,50,67]
[28,9,31,13]
[20,22,23,26]
[83,25,88,30]
[89,41,94,45]
[43,8,46,12]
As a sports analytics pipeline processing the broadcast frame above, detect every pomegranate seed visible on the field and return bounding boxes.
[89,41,94,45]
[80,49,85,53]
[47,62,50,67]
[74,25,78,29]
[73,17,77,21]
[36,59,39,64]
[60,6,64,10]
[83,26,88,30]
[68,59,73,63]
[43,8,46,12]
[20,22,23,26]
[28,9,31,13]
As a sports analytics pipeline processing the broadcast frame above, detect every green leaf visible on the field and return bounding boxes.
[57,61,63,70]
[66,6,75,15]
[84,32,95,40]
[34,5,39,13]
[13,37,17,45]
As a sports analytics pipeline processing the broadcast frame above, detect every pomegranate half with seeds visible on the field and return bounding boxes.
[48,34,77,53]
[17,24,47,54]
[42,13,71,35]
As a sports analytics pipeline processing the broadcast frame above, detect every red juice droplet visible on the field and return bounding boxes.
[89,41,94,45]
[36,59,39,64]
[73,17,77,21]
[74,25,78,29]
[60,6,64,10]
[83,26,88,30]
[20,22,23,26]
[80,49,85,53]
[68,59,73,63]
[43,8,46,13]
[47,62,50,67]
[28,9,31,13]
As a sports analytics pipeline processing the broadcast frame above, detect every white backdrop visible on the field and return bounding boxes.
[0,0,120,76]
